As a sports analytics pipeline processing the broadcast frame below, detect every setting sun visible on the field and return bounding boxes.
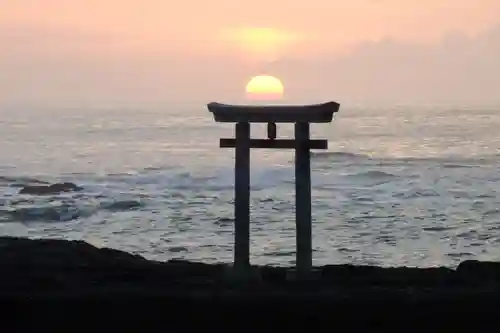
[245,75,284,101]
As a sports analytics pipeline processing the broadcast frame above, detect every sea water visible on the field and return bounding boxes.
[1,104,499,268]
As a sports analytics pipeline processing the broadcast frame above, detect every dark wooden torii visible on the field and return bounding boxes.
[207,101,340,278]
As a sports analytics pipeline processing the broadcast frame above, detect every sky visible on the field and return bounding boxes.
[2,0,500,107]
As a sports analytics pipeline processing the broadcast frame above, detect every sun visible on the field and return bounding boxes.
[245,75,284,101]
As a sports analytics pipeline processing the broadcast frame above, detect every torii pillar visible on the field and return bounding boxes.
[207,101,340,278]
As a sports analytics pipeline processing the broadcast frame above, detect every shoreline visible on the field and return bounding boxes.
[2,236,500,328]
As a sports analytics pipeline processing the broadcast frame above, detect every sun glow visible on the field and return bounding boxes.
[222,27,300,60]
[245,75,284,101]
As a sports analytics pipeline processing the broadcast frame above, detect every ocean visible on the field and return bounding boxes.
[1,104,499,268]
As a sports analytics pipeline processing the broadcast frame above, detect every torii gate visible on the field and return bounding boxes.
[207,101,340,278]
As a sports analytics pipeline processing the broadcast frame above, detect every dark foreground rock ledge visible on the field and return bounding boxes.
[2,236,500,329]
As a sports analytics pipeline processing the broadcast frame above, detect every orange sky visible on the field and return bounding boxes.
[2,1,500,106]
[3,0,500,55]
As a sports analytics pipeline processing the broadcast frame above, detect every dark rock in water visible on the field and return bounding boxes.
[100,200,144,211]
[1,236,500,329]
[18,182,83,195]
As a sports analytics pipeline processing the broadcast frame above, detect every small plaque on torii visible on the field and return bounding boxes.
[207,101,340,279]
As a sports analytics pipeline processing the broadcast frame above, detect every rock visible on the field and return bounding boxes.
[18,182,83,195]
[0,237,228,293]
[0,235,497,294]
[1,236,500,329]
[457,260,500,282]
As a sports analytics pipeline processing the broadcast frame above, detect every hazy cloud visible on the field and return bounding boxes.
[1,22,500,107]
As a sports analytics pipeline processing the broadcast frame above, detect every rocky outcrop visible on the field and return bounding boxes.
[18,182,83,195]
[1,236,500,329]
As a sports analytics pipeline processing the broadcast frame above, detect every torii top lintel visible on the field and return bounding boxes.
[207,101,340,123]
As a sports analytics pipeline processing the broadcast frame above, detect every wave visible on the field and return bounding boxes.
[99,200,144,212]
[441,164,476,169]
[0,199,145,223]
[311,151,370,160]
[346,170,398,179]
[0,176,50,187]
[310,151,499,168]
[393,188,440,199]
